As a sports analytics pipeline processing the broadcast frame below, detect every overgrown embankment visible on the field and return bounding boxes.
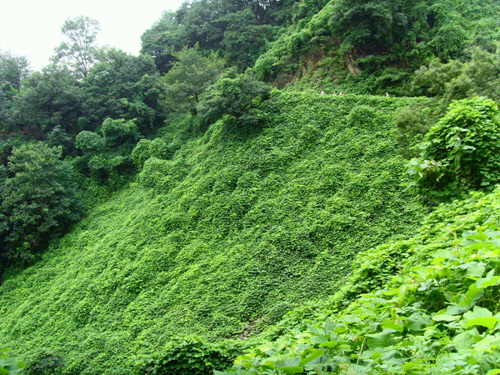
[0,92,426,373]
[220,186,500,375]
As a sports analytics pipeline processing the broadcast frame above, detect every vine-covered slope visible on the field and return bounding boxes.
[0,93,426,373]
[220,186,500,374]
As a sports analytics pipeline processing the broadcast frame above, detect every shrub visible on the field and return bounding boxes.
[100,118,141,147]
[409,97,500,204]
[131,139,152,169]
[197,70,271,129]
[25,351,65,375]
[131,138,170,170]
[75,131,105,153]
[138,157,187,193]
[133,336,240,375]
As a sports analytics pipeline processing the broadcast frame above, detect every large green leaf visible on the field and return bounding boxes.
[466,317,498,330]
[407,313,431,331]
[300,349,325,366]
[366,331,395,349]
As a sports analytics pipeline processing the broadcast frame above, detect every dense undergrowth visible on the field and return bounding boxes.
[219,186,500,375]
[0,93,425,374]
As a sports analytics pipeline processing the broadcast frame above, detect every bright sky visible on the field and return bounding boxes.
[0,0,185,71]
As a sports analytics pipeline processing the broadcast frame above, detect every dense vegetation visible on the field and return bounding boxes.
[219,186,500,375]
[0,0,499,373]
[0,93,424,374]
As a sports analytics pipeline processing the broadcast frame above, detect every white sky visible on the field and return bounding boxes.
[0,0,185,71]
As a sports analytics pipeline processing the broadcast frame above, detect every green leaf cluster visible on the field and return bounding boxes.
[133,336,240,375]
[74,118,141,185]
[0,143,81,263]
[0,349,25,375]
[409,97,500,204]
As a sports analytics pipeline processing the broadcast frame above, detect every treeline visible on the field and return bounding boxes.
[0,0,282,274]
[255,0,500,94]
[1,0,499,276]
[0,21,164,271]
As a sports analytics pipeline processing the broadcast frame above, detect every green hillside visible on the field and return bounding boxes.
[1,0,499,374]
[0,93,425,373]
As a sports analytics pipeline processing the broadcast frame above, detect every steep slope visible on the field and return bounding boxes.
[0,93,427,373]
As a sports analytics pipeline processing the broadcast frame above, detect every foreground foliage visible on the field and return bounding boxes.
[0,349,25,375]
[219,187,500,374]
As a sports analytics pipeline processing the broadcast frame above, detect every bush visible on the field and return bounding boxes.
[346,105,378,129]
[131,139,152,169]
[395,103,436,159]
[100,118,141,147]
[409,97,500,204]
[133,336,240,375]
[75,131,105,153]
[197,70,271,129]
[25,351,65,375]
[131,138,170,170]
[138,157,187,193]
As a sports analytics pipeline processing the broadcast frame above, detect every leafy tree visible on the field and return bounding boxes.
[0,142,82,261]
[161,47,225,117]
[409,97,500,204]
[75,130,105,152]
[0,50,30,131]
[140,0,297,72]
[328,0,429,56]
[412,46,500,105]
[0,50,30,93]
[12,64,83,137]
[197,69,271,128]
[218,8,275,70]
[53,16,101,78]
[47,125,74,155]
[82,49,162,132]
[140,11,188,74]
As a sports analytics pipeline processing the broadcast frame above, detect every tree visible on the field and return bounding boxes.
[0,50,30,93]
[197,69,271,128]
[141,11,188,73]
[53,16,100,78]
[82,49,162,132]
[218,8,275,70]
[161,47,225,117]
[0,50,30,131]
[412,46,500,105]
[0,142,82,261]
[328,0,429,57]
[13,64,83,137]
